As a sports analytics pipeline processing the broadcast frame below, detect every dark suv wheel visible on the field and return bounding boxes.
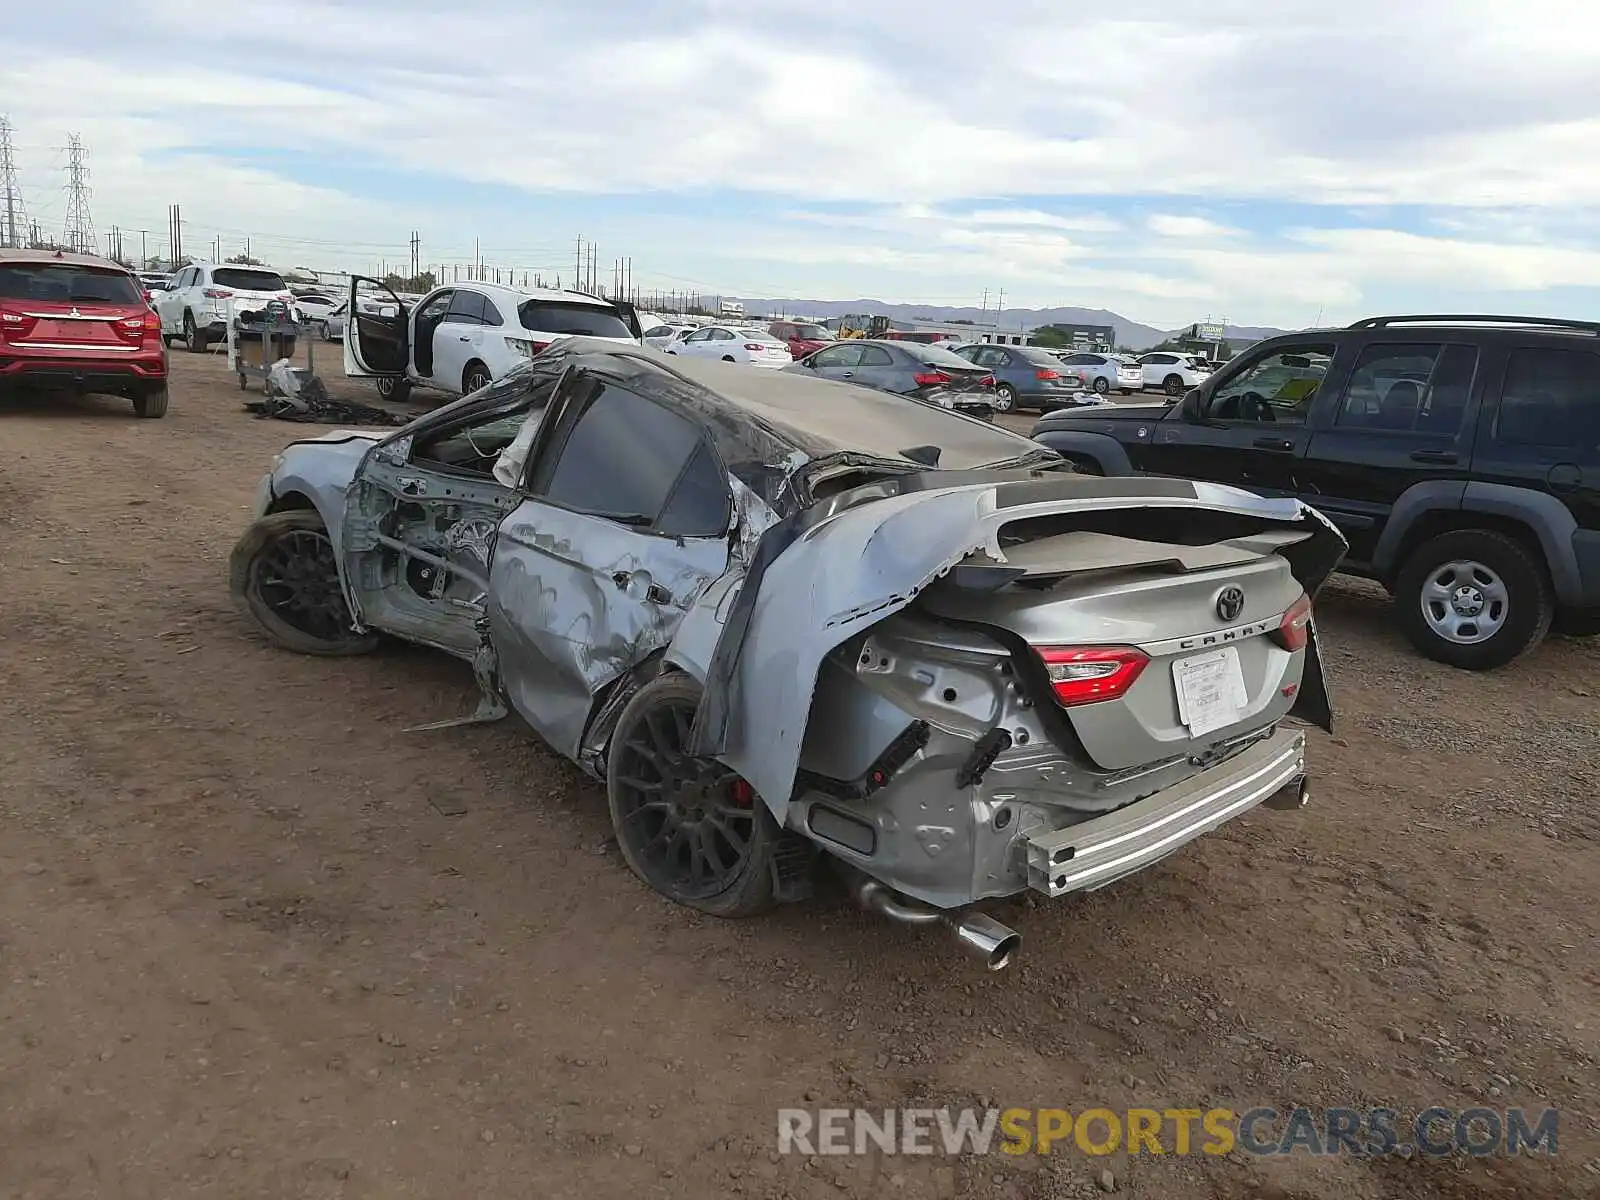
[1395,529,1553,669]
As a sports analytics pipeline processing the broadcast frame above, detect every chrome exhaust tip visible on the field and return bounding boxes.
[952,912,1021,972]
[1263,775,1311,812]
[850,873,1021,971]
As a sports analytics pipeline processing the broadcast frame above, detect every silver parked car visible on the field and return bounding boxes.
[229,339,1345,968]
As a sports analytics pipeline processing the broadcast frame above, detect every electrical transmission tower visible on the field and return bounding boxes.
[0,115,26,250]
[62,133,95,255]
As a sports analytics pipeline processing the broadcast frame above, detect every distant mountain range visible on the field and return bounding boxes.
[723,298,1289,350]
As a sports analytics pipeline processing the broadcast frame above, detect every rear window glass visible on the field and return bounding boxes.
[1019,347,1065,366]
[519,301,632,338]
[212,268,287,290]
[906,343,981,368]
[0,264,143,303]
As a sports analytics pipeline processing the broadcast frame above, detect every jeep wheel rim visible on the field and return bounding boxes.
[1421,559,1508,644]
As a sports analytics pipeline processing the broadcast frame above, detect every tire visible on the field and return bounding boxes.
[229,510,380,657]
[1092,376,1110,394]
[607,672,779,918]
[1118,388,1132,396]
[375,377,412,403]
[1395,529,1553,670]
[132,387,168,418]
[1163,374,1185,397]
[993,383,1017,412]
[721,355,736,362]
[462,361,492,394]
[184,312,206,353]
[1554,608,1600,638]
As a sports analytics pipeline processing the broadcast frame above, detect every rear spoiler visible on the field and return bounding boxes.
[611,299,643,342]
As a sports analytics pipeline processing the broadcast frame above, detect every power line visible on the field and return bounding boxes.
[61,132,94,255]
[0,115,27,250]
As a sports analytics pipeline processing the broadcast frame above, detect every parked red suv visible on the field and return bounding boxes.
[0,248,168,417]
[769,319,832,359]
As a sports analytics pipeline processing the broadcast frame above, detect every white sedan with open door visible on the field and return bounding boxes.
[343,276,643,403]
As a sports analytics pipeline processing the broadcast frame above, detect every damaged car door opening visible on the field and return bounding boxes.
[230,336,1347,969]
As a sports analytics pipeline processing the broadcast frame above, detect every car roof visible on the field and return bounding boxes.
[0,248,133,270]
[453,281,618,308]
[561,340,1040,473]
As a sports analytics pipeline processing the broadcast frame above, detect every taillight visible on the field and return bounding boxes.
[912,370,952,387]
[1272,594,1313,652]
[1034,647,1149,707]
[1035,368,1060,381]
[978,374,996,388]
[203,287,233,299]
[0,308,36,339]
[744,342,767,351]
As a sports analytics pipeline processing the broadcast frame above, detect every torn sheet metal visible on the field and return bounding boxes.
[694,476,1347,820]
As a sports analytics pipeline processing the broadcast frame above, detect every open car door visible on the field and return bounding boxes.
[342,275,410,380]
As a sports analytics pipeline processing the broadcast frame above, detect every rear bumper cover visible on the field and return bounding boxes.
[1023,726,1306,896]
[0,356,166,390]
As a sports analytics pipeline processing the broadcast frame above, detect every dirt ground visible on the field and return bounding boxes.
[1,348,1596,1200]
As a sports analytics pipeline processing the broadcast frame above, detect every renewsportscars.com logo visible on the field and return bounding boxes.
[777,1106,1559,1158]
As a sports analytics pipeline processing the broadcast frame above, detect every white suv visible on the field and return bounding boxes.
[343,278,641,401]
[1138,351,1213,397]
[156,262,300,352]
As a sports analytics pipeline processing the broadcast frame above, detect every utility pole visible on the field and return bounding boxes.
[574,235,584,293]
[409,230,420,280]
[168,204,183,265]
[62,133,95,255]
[0,115,27,250]
[588,243,597,295]
[980,288,989,321]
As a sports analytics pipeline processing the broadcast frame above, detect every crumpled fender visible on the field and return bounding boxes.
[690,476,1347,821]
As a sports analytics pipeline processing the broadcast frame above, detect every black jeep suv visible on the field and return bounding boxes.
[1030,315,1600,670]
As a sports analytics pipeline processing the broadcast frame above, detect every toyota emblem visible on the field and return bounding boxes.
[1216,586,1245,621]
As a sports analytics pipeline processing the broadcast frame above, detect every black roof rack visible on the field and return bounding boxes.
[1348,314,1600,336]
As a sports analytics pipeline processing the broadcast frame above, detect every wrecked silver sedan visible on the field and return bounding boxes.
[230,339,1346,968]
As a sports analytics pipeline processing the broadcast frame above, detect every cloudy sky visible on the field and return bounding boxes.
[7,0,1600,328]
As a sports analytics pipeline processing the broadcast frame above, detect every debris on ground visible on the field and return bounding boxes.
[244,373,410,426]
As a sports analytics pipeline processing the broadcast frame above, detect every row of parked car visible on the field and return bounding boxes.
[639,317,1217,408]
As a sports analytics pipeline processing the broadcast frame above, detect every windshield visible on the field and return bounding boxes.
[519,301,633,338]
[0,263,143,303]
[791,324,829,340]
[212,268,287,291]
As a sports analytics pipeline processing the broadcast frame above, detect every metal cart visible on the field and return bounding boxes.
[227,298,317,396]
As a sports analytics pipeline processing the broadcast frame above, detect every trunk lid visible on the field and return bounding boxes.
[920,528,1310,769]
[0,261,151,350]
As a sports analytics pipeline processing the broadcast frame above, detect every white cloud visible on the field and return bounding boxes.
[1148,215,1240,239]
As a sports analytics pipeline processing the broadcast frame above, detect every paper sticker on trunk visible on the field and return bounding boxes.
[1173,647,1249,737]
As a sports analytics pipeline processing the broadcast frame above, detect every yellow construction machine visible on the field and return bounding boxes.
[837,314,891,339]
